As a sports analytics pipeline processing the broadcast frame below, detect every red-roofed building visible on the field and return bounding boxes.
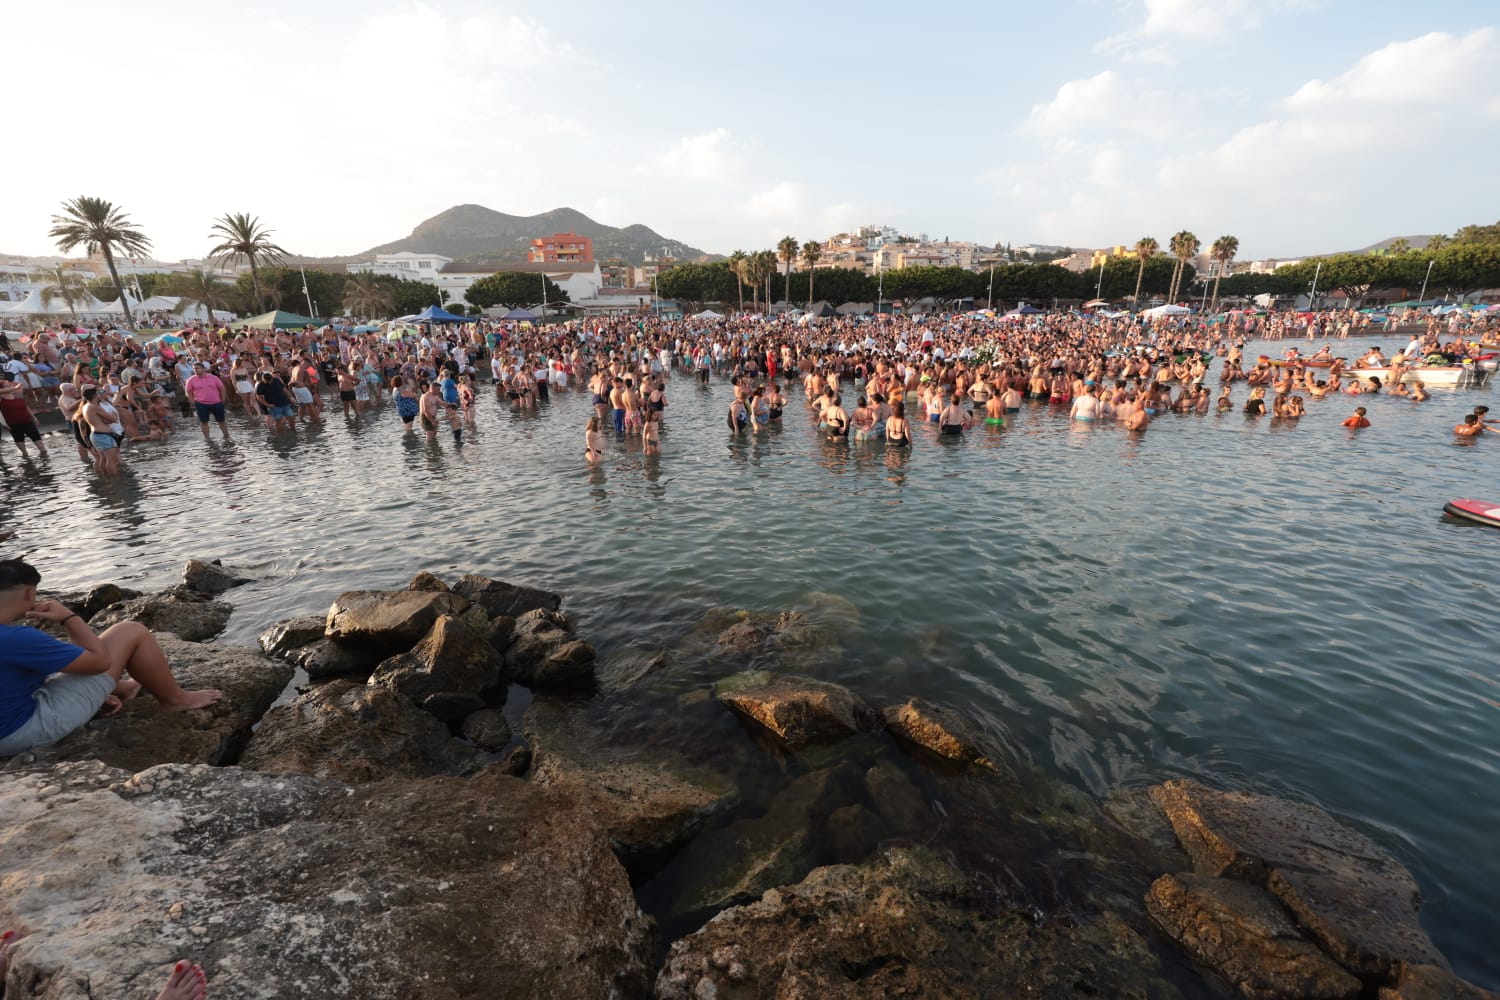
[528,232,594,264]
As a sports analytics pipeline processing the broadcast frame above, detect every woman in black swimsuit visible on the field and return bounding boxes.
[885,401,911,446]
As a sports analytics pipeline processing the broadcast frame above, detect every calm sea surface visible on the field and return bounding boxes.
[4,338,1497,986]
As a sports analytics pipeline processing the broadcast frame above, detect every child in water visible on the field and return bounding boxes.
[1341,406,1370,429]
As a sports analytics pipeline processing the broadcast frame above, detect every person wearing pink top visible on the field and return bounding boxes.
[184,363,231,442]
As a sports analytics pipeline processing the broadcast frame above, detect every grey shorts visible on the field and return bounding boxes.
[0,672,117,756]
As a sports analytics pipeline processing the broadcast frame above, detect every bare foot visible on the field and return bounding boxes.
[114,678,143,701]
[156,959,208,1000]
[159,689,223,714]
[1,929,25,981]
[94,695,124,718]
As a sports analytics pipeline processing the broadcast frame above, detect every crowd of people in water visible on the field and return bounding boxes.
[1,304,1497,471]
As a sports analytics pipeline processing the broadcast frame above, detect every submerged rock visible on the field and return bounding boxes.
[181,558,254,597]
[91,589,233,642]
[0,762,656,1000]
[883,697,1001,769]
[1151,779,1448,979]
[657,847,1169,1000]
[1,636,291,772]
[240,680,479,783]
[324,588,468,649]
[367,614,503,721]
[1147,872,1360,1000]
[453,574,561,619]
[716,670,877,745]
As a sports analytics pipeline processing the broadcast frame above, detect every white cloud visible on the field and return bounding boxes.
[1286,28,1497,110]
[1023,70,1195,140]
[1096,0,1315,60]
[266,19,291,34]
[647,128,745,182]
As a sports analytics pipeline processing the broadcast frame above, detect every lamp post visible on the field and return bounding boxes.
[1096,262,1104,301]
[1307,260,1322,311]
[1418,259,1434,303]
[876,260,883,317]
[987,264,995,310]
[541,270,549,324]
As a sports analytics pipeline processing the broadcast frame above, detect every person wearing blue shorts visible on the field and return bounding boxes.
[0,558,222,758]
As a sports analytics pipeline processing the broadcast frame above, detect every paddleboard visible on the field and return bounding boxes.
[1443,498,1500,528]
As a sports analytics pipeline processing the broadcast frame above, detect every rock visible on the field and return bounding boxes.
[715,670,877,745]
[453,574,561,619]
[461,708,512,751]
[1146,872,1361,1000]
[826,804,887,861]
[368,614,503,721]
[668,763,862,915]
[293,637,385,680]
[181,558,253,596]
[883,697,1000,769]
[657,847,1168,1000]
[498,744,532,776]
[324,588,468,650]
[525,699,736,868]
[1379,965,1500,1000]
[45,583,141,623]
[407,570,450,592]
[0,762,655,999]
[1150,779,1448,977]
[507,612,596,689]
[716,619,763,652]
[91,590,233,642]
[256,614,327,660]
[1,636,291,771]
[240,680,478,783]
[863,760,932,836]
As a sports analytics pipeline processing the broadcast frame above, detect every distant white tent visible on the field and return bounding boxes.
[691,309,723,319]
[1140,304,1191,318]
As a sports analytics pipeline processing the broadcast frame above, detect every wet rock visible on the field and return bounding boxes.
[91,589,233,642]
[863,760,932,836]
[715,670,877,745]
[257,614,327,660]
[1,636,291,772]
[1146,872,1360,1000]
[0,763,655,1000]
[1378,965,1500,1000]
[883,697,1000,769]
[45,583,141,623]
[499,743,532,776]
[507,611,596,689]
[453,574,561,619]
[657,847,1168,1000]
[406,570,449,592]
[461,708,512,751]
[324,588,469,649]
[293,637,384,680]
[1150,778,1448,977]
[525,699,736,868]
[600,648,670,690]
[669,763,863,915]
[181,558,254,596]
[716,619,764,652]
[368,614,503,722]
[241,680,478,783]
[826,803,887,861]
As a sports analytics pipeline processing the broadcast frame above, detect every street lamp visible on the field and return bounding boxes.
[987,264,995,310]
[1307,260,1322,311]
[541,270,548,323]
[1418,259,1435,302]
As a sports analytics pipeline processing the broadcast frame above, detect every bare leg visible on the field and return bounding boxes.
[156,960,209,1000]
[98,622,222,712]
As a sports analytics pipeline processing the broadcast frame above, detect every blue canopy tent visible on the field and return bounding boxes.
[500,308,538,320]
[415,305,469,323]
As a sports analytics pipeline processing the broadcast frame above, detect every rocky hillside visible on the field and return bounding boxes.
[363,204,710,264]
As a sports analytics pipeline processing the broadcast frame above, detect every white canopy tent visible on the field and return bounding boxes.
[691,309,723,319]
[1140,304,1191,318]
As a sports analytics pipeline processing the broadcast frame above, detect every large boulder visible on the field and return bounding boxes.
[0,762,656,1000]
[1150,779,1448,978]
[453,574,560,619]
[91,589,233,642]
[506,609,596,689]
[716,670,877,745]
[292,638,384,680]
[240,680,479,783]
[524,699,736,869]
[1,636,292,772]
[657,847,1169,1000]
[883,697,1002,770]
[368,614,503,721]
[1146,872,1361,1000]
[181,558,254,597]
[323,589,468,649]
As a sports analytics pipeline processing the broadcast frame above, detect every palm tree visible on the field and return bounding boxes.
[1131,237,1158,306]
[48,196,152,328]
[208,213,287,313]
[776,235,798,312]
[1166,230,1200,304]
[800,241,822,309]
[1386,238,1410,255]
[727,250,747,313]
[30,264,90,319]
[171,268,231,327]
[1208,235,1239,312]
[342,272,397,318]
[750,250,778,314]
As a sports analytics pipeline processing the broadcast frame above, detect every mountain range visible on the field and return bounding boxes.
[343,205,711,266]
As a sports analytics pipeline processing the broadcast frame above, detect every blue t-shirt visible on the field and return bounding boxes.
[440,377,459,405]
[0,624,85,739]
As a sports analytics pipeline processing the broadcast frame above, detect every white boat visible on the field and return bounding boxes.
[1344,364,1490,388]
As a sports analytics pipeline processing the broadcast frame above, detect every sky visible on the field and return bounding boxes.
[4,0,1497,263]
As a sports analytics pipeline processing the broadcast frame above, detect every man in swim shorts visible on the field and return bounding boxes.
[185,365,231,442]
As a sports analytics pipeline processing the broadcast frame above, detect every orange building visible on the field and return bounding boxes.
[528,232,594,264]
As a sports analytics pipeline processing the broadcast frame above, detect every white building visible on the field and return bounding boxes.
[437,261,601,309]
[348,252,454,283]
